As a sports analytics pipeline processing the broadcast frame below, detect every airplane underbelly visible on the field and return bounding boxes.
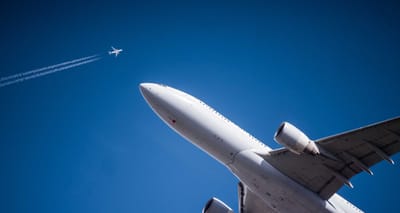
[169,104,256,165]
[172,114,239,164]
[229,150,339,213]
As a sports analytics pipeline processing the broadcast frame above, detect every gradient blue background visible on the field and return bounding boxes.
[0,1,399,212]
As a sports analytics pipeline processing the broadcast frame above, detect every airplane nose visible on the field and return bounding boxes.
[139,83,149,93]
[139,83,161,107]
[139,83,153,99]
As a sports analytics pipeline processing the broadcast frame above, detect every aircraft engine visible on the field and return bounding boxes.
[274,122,320,155]
[202,197,234,213]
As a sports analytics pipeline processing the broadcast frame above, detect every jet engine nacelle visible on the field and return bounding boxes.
[274,122,320,155]
[202,197,233,213]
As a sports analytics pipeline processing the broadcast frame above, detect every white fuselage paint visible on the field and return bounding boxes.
[140,83,362,213]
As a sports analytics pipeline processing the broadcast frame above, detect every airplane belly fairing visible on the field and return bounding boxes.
[229,150,337,213]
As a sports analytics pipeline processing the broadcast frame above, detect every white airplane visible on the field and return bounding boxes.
[139,83,400,213]
[108,46,123,57]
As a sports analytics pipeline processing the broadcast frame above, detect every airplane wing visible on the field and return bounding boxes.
[263,117,400,199]
[238,182,277,213]
[111,46,116,50]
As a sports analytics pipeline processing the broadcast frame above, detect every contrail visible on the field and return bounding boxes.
[0,56,101,88]
[0,54,99,83]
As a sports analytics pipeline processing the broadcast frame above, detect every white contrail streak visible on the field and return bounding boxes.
[0,57,100,88]
[0,54,99,83]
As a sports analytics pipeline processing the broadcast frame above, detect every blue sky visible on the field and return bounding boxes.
[0,1,399,212]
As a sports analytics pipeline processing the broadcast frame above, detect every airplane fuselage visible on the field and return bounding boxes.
[140,83,361,213]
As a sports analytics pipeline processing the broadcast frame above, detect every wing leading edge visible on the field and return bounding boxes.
[263,117,400,199]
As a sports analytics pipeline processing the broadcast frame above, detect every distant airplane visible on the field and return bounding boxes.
[108,46,123,57]
[140,83,400,213]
